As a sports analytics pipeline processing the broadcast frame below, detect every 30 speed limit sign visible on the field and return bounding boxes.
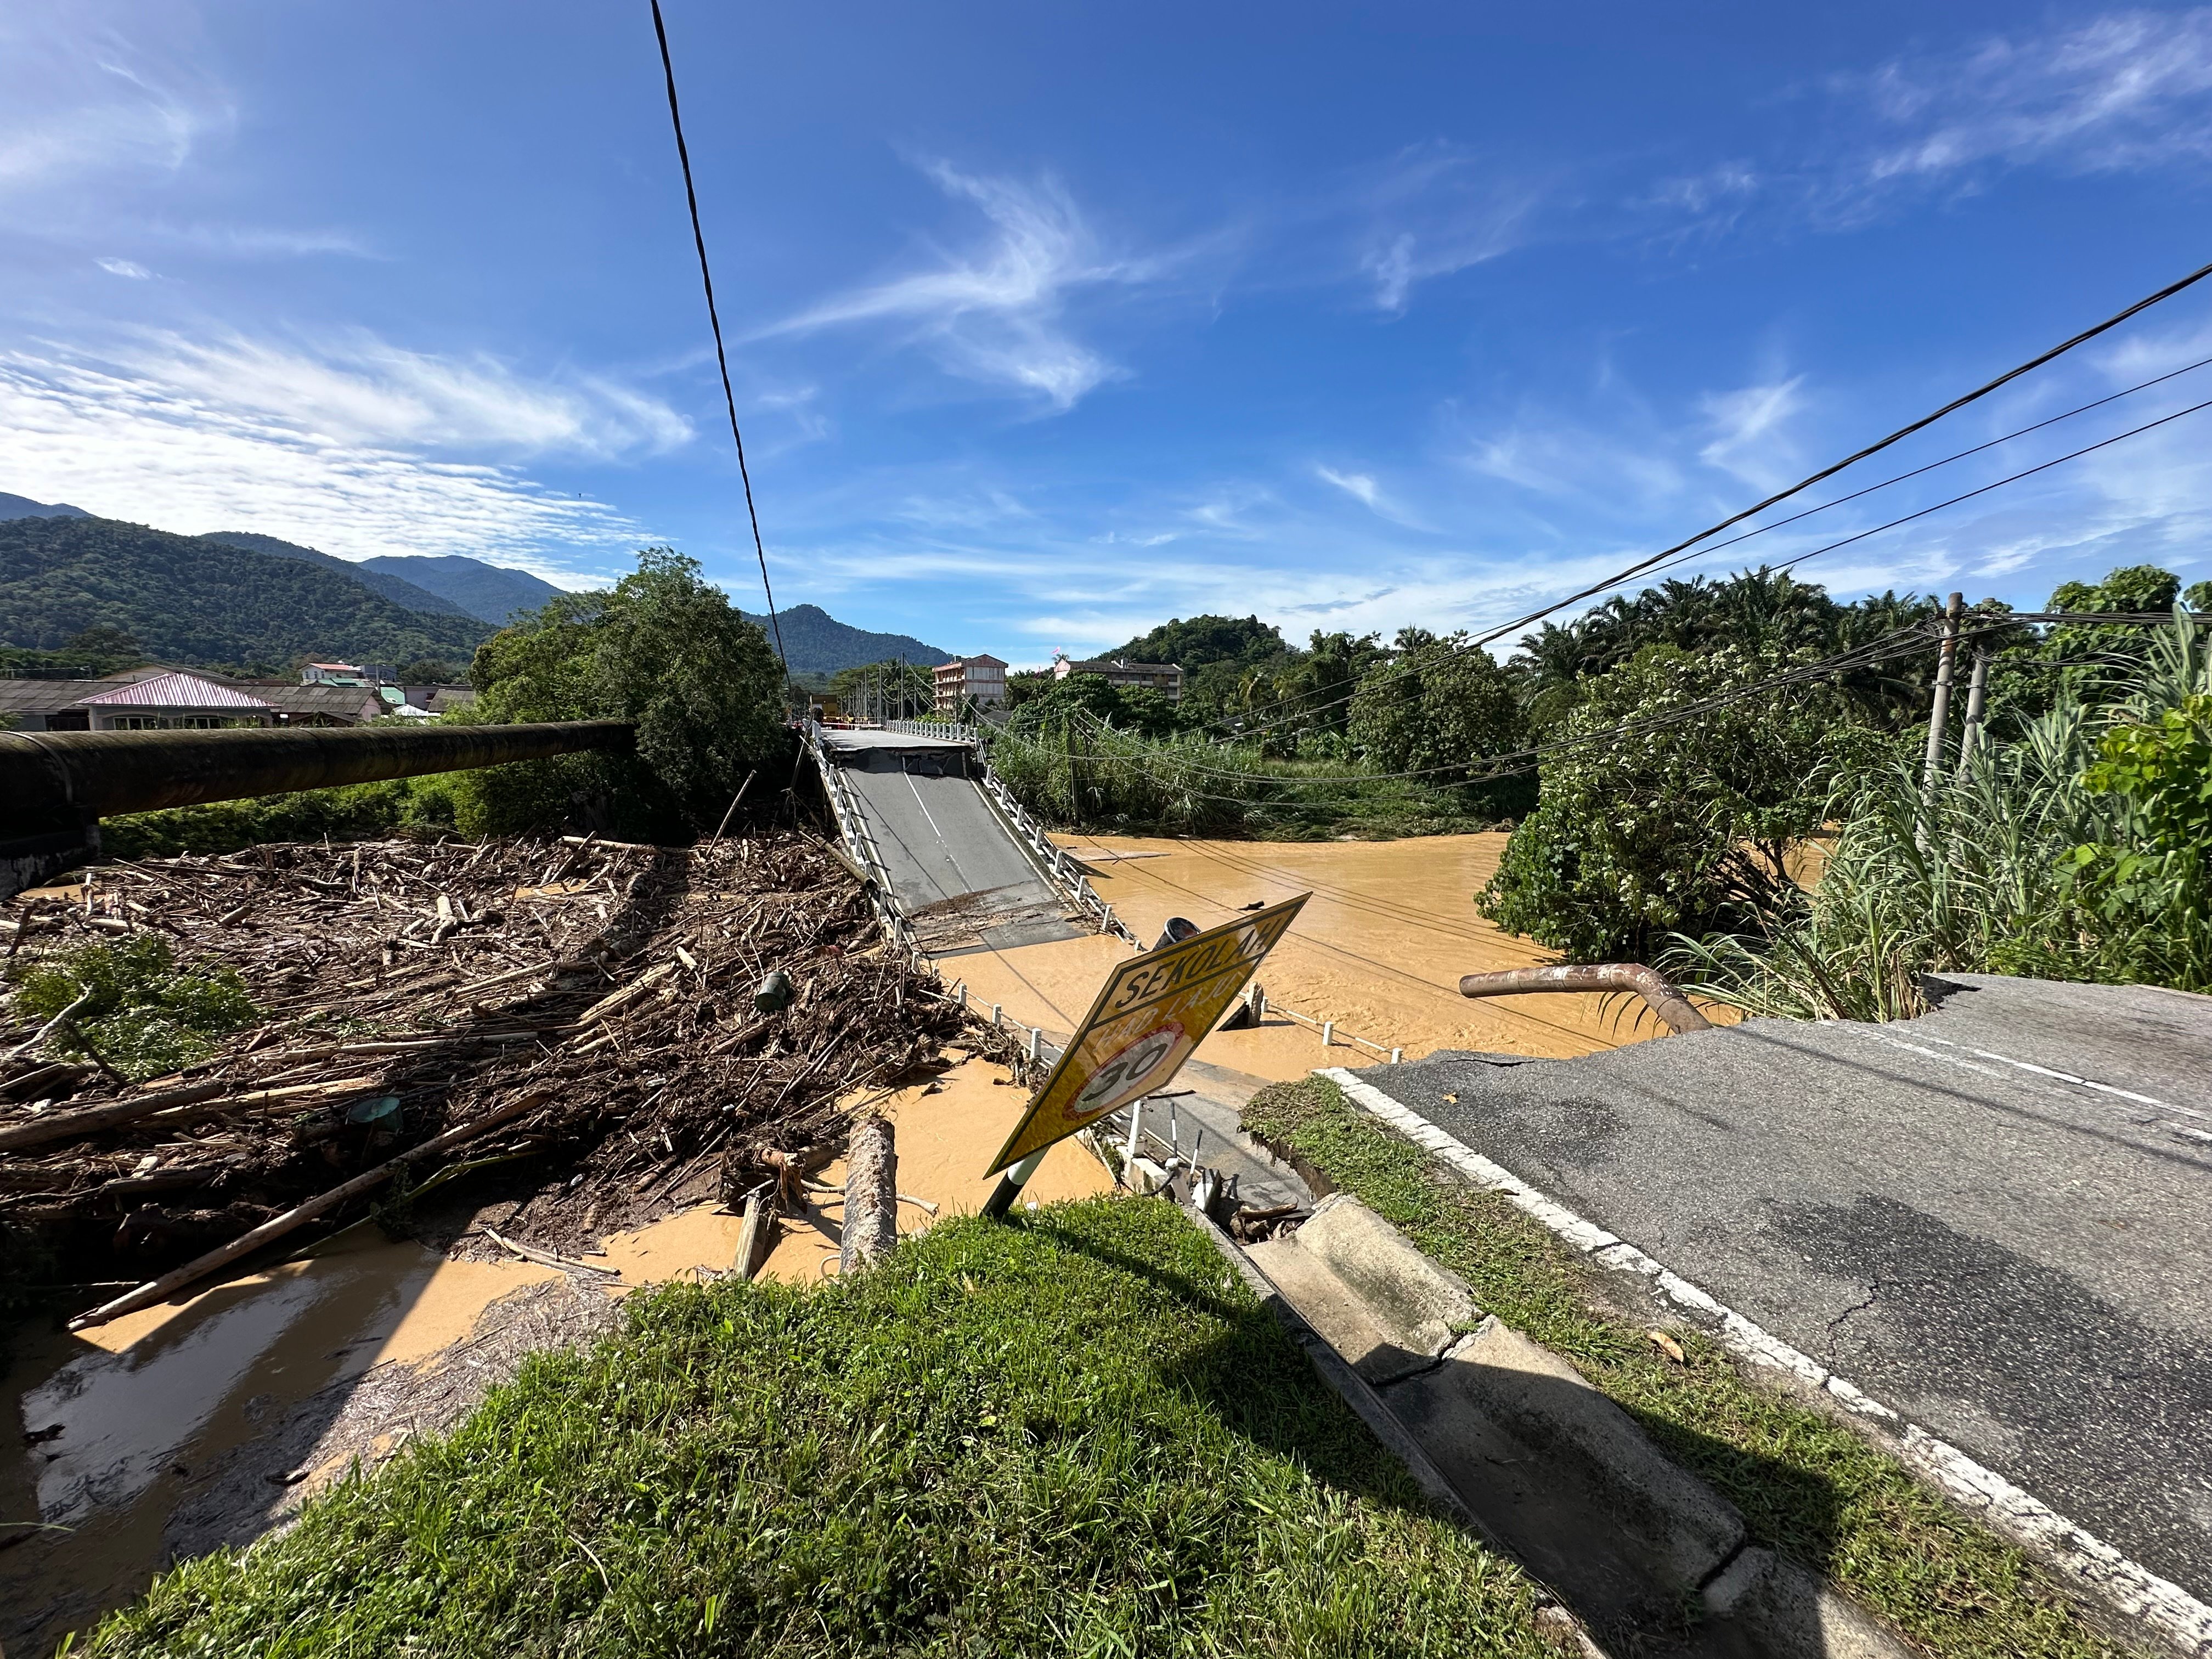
[985,893,1308,1175]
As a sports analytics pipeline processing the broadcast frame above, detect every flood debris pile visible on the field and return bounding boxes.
[0,832,960,1321]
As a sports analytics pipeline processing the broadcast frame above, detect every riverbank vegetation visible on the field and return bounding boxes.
[83,1200,1556,1658]
[990,564,2212,1009]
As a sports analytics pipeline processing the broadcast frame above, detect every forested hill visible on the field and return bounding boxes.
[359,554,566,624]
[738,603,949,674]
[0,491,90,521]
[0,515,493,673]
[198,531,479,620]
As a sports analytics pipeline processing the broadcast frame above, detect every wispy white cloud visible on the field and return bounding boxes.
[762,162,1171,410]
[1637,12,2212,242]
[1857,9,2212,185]
[152,222,374,259]
[1348,144,1542,313]
[105,329,692,460]
[0,332,683,576]
[95,257,151,279]
[0,8,232,199]
[1462,415,1685,511]
[1316,463,1430,529]
[1695,376,1805,489]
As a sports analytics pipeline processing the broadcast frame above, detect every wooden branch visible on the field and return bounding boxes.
[0,1079,228,1154]
[735,1190,768,1280]
[69,1087,552,1330]
[1,990,97,1066]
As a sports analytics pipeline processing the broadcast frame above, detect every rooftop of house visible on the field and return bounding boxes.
[76,671,274,709]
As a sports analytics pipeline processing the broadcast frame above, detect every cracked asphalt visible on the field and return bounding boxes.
[1365,974,2212,1599]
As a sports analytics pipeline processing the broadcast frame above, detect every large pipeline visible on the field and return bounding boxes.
[1,720,633,899]
[1458,962,1713,1035]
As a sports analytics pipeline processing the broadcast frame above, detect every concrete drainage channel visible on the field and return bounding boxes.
[1190,1184,1909,1658]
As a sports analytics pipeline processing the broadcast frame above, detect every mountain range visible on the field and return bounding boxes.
[0,492,951,675]
[739,605,948,673]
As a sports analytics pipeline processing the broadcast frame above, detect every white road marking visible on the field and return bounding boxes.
[1319,1065,2212,1657]
[1851,1028,2207,1122]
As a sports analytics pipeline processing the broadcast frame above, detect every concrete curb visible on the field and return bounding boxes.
[1180,1203,1484,1534]
[1182,1202,1611,1659]
[1294,1192,1481,1362]
[1318,1064,2212,1658]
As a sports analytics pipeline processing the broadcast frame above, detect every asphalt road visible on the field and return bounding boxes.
[1367,974,2212,1599]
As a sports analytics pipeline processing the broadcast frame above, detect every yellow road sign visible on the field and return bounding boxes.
[985,893,1310,1175]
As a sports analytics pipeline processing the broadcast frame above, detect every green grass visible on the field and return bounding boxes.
[1243,1077,2125,1659]
[82,1199,1554,1659]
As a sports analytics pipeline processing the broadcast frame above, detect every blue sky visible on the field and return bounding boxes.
[4,3,2210,665]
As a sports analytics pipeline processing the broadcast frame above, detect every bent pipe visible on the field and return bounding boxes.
[0,720,635,824]
[1458,963,1713,1035]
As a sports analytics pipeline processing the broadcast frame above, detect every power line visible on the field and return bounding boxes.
[1457,255,2212,653]
[648,0,792,684]
[1193,391,2212,751]
[1201,292,2212,743]
[1525,353,2212,615]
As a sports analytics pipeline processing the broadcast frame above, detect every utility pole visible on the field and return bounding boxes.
[1955,643,1992,775]
[1921,592,1965,789]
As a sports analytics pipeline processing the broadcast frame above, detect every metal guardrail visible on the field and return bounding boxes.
[803,723,926,966]
[881,719,979,743]
[969,757,1140,947]
[1260,994,1403,1064]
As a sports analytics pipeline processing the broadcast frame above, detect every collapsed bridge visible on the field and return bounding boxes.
[805,722,1130,959]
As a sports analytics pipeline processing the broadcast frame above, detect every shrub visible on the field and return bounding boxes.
[9,935,257,1079]
[1480,645,1860,962]
[1662,611,2212,1016]
[101,775,459,859]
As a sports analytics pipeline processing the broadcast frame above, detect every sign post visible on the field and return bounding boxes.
[981,893,1309,1213]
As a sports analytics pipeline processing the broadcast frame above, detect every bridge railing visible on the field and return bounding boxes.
[968,755,1141,948]
[802,721,926,966]
[881,718,978,743]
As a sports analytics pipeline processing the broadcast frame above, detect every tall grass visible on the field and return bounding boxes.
[985,718,1503,839]
[1663,610,2212,1018]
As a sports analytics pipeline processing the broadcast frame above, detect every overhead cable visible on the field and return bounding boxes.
[1206,342,2212,742]
[648,0,792,680]
[1197,392,2212,750]
[1456,255,2212,654]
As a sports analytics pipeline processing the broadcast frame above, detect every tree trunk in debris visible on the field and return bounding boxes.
[840,1114,898,1273]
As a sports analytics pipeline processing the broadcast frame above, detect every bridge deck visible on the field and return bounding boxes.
[825,743,1081,955]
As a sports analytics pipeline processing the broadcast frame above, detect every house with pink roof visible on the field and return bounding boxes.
[69,670,275,731]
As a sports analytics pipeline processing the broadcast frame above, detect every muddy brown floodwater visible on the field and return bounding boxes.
[946,831,1672,1078]
[2,1053,1107,1656]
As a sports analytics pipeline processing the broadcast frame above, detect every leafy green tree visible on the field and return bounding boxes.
[1481,645,1855,961]
[1007,673,1130,733]
[1003,668,1054,708]
[1983,565,2196,732]
[1347,629,1529,808]
[1107,614,1284,671]
[9,935,257,1080]
[397,656,462,684]
[453,549,787,840]
[2053,691,2212,988]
